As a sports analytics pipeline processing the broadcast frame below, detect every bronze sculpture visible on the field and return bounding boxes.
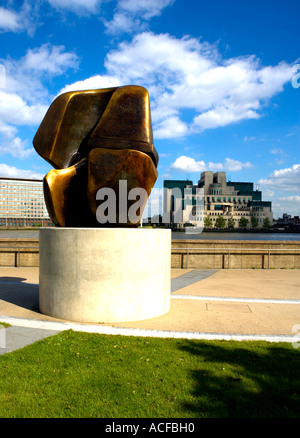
[33,85,158,227]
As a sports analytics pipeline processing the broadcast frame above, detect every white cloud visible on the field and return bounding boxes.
[170,155,253,173]
[3,43,79,101]
[0,7,19,32]
[193,104,260,130]
[272,195,300,218]
[170,156,206,173]
[101,32,294,137]
[0,136,33,159]
[258,164,300,192]
[0,2,41,36]
[223,158,253,171]
[278,195,300,203]
[22,44,79,76]
[257,165,300,218]
[270,148,285,155]
[0,43,78,159]
[47,0,102,15]
[59,74,121,94]
[0,163,44,179]
[154,116,189,139]
[58,31,294,139]
[118,0,175,19]
[104,0,174,34]
[0,91,48,126]
[105,12,138,35]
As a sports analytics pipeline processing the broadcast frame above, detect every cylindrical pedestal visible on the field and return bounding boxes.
[39,228,171,323]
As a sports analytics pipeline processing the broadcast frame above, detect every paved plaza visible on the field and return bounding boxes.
[0,267,300,354]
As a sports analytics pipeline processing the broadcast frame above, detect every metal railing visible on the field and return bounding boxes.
[171,246,300,269]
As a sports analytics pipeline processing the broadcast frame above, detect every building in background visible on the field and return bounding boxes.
[163,171,273,229]
[0,177,53,227]
[276,213,300,231]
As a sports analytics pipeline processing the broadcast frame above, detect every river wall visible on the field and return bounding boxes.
[171,239,300,269]
[0,237,299,269]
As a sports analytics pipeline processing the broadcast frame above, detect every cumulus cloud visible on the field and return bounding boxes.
[59,31,294,139]
[47,0,102,15]
[154,116,189,139]
[100,32,294,138]
[0,2,41,36]
[170,156,206,173]
[0,163,44,179]
[104,0,174,34]
[118,0,175,19]
[0,91,48,126]
[0,43,79,159]
[0,136,33,159]
[0,7,20,32]
[22,44,79,76]
[59,74,121,94]
[278,195,300,203]
[258,164,300,192]
[170,155,253,173]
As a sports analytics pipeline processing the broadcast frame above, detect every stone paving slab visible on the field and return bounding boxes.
[172,269,300,300]
[0,325,60,355]
[0,267,299,353]
[171,269,218,292]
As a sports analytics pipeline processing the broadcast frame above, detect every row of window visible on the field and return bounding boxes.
[208,197,251,203]
[0,222,54,226]
[204,216,265,223]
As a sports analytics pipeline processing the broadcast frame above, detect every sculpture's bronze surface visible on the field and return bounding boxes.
[33,85,158,227]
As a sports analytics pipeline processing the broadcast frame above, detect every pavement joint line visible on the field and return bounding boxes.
[0,315,296,343]
[171,295,300,304]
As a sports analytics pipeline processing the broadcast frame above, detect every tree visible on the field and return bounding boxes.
[215,215,226,228]
[263,217,270,228]
[251,216,259,228]
[227,217,235,229]
[239,216,249,228]
[204,215,213,228]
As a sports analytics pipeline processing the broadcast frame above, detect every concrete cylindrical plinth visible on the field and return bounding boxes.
[39,228,171,323]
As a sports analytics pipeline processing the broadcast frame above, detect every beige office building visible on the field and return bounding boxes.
[0,177,52,227]
[164,171,273,228]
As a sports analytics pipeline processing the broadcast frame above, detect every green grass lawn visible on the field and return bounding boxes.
[0,330,299,418]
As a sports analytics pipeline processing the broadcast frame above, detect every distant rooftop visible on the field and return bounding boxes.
[0,176,43,183]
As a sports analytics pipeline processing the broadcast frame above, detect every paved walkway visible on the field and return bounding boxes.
[0,267,300,354]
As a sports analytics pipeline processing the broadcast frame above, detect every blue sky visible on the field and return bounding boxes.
[0,0,299,218]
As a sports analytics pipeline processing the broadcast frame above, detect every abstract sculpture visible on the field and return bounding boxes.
[33,85,158,227]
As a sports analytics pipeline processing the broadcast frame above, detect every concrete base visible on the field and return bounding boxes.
[39,228,171,323]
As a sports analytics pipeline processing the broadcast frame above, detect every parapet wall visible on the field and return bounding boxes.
[0,237,299,269]
[0,238,39,267]
[171,239,300,269]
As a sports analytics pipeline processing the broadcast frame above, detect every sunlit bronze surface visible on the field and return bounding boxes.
[33,85,158,227]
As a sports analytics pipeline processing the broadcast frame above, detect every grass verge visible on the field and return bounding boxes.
[0,330,299,418]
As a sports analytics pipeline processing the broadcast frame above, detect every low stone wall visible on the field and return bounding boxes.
[0,238,39,267]
[171,240,300,269]
[0,237,299,269]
